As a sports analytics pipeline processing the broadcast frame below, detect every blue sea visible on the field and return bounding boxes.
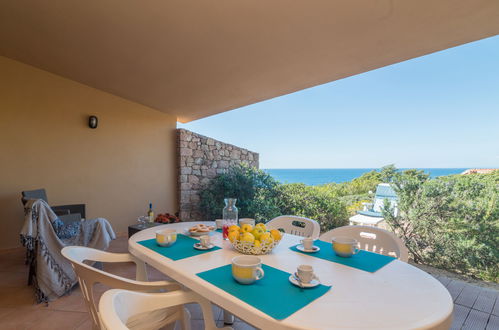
[264,168,467,186]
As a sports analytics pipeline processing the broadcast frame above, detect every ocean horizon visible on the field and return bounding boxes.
[264,168,467,185]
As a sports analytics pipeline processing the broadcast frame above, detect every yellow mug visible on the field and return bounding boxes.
[332,236,359,257]
[156,229,177,247]
[231,256,265,285]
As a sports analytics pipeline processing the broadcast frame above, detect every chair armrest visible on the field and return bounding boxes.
[52,204,86,219]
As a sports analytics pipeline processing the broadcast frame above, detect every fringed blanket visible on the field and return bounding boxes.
[20,199,116,303]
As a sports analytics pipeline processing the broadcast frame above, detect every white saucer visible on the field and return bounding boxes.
[193,243,215,250]
[296,244,320,253]
[288,275,321,288]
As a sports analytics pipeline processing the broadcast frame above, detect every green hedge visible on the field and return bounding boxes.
[383,170,499,282]
[199,165,498,282]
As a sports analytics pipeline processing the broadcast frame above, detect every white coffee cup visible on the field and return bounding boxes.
[199,235,211,248]
[215,219,223,229]
[300,237,314,250]
[156,229,177,247]
[231,256,265,285]
[297,264,319,284]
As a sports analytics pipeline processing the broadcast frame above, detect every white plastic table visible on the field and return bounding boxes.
[129,222,453,330]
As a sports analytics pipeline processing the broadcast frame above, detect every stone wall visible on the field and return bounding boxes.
[177,129,259,221]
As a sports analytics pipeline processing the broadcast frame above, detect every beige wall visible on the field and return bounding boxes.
[0,56,178,249]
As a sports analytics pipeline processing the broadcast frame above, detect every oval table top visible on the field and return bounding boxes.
[129,222,453,330]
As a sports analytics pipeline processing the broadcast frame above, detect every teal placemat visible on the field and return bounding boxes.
[197,264,331,320]
[137,234,221,261]
[215,228,222,233]
[290,240,395,273]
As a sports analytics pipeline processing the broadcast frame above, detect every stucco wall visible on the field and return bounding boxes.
[0,56,178,249]
[177,129,259,221]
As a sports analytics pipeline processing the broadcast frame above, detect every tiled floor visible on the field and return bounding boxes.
[0,236,256,330]
[433,275,499,330]
[0,236,497,330]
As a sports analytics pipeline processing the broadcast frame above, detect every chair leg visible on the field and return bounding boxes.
[223,310,234,325]
[180,307,192,330]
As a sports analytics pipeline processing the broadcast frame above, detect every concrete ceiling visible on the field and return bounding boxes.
[1,1,499,123]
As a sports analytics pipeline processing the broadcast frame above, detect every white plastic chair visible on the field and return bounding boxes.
[99,289,231,330]
[266,215,320,238]
[61,246,186,330]
[319,225,409,262]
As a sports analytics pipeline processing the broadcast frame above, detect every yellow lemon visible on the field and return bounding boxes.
[228,231,240,243]
[255,223,267,232]
[240,224,253,233]
[240,232,255,243]
[254,240,261,247]
[270,229,282,241]
[251,227,265,240]
[228,225,240,233]
[260,232,274,244]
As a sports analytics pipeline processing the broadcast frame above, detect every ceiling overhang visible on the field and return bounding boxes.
[1,1,499,122]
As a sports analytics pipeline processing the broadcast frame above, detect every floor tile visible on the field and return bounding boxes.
[447,280,467,301]
[473,289,497,314]
[486,315,499,330]
[451,304,471,330]
[462,309,489,330]
[456,284,481,308]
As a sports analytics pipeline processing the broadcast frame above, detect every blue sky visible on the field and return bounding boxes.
[179,35,499,169]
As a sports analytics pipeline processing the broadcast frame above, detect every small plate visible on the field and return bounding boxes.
[185,229,215,237]
[296,244,320,253]
[288,275,320,288]
[193,243,215,250]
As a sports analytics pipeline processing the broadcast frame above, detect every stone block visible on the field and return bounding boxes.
[206,168,217,178]
[189,175,199,184]
[181,183,192,190]
[180,175,187,183]
[207,138,215,146]
[180,148,193,156]
[180,167,192,175]
[212,161,218,168]
[218,160,229,168]
[194,158,204,165]
[193,169,201,175]
[193,150,204,157]
[230,150,241,159]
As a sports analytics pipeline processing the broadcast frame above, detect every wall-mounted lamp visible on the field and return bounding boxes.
[88,115,98,129]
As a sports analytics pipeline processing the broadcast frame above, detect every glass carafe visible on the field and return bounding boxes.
[222,198,238,240]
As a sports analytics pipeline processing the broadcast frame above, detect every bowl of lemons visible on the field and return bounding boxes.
[228,223,283,255]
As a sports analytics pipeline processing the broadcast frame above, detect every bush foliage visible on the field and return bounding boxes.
[384,170,499,282]
[199,165,498,282]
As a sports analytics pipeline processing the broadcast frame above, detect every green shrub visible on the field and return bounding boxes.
[384,170,499,282]
[199,165,281,222]
[275,183,349,231]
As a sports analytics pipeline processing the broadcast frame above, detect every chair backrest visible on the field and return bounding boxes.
[61,246,148,329]
[319,225,409,262]
[21,188,48,205]
[99,289,219,330]
[266,215,320,238]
